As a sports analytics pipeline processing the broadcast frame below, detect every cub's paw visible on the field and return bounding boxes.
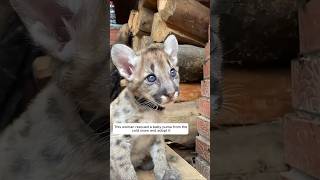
[162,168,181,180]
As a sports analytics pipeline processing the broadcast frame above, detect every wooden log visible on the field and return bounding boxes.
[132,35,153,51]
[148,43,205,82]
[152,43,205,82]
[151,13,205,47]
[179,83,201,102]
[132,35,143,51]
[178,45,205,82]
[140,35,153,49]
[132,7,154,36]
[127,10,138,32]
[163,101,200,147]
[138,0,157,11]
[217,67,292,125]
[213,122,287,177]
[157,0,209,43]
[137,145,206,180]
[116,23,130,45]
[284,113,320,179]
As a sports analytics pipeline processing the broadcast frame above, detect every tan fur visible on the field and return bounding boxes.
[0,1,111,179]
[110,37,181,180]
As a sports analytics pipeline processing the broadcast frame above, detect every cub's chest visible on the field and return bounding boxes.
[131,135,156,152]
[111,104,163,124]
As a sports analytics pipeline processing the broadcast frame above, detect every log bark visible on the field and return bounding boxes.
[157,0,209,43]
[151,13,205,47]
[132,7,154,36]
[177,45,205,82]
[138,0,157,11]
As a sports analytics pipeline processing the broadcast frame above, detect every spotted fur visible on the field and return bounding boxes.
[0,0,113,179]
[110,35,181,180]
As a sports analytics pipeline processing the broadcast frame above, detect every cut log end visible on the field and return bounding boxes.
[151,13,205,47]
[157,0,174,21]
[157,0,209,44]
[132,7,154,36]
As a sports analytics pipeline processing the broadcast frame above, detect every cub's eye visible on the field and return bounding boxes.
[146,74,157,83]
[170,68,177,77]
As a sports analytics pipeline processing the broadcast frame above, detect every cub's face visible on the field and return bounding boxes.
[111,35,179,105]
[132,48,180,104]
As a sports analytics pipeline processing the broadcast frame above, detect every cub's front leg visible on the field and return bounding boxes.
[110,135,137,180]
[150,136,181,180]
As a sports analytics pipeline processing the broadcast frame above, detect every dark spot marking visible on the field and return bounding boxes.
[123,108,130,114]
[19,120,32,137]
[120,144,128,149]
[125,118,130,123]
[41,146,64,163]
[119,162,127,168]
[124,135,131,138]
[124,92,130,100]
[133,118,139,123]
[125,166,130,171]
[46,97,63,119]
[116,139,122,145]
[6,133,16,145]
[116,156,124,161]
[113,111,119,117]
[10,157,30,173]
[154,139,161,144]
[150,64,154,72]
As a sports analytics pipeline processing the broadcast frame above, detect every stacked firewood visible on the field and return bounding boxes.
[119,0,210,82]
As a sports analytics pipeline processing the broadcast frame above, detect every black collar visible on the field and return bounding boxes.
[134,96,165,111]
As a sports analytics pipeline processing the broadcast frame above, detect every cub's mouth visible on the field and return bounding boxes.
[158,91,179,104]
[134,89,179,111]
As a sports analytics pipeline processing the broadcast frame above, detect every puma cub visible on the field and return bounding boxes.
[110,35,181,180]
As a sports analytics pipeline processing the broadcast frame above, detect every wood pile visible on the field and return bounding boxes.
[118,0,210,82]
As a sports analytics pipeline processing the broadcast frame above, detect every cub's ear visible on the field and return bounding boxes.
[10,0,75,61]
[111,44,138,81]
[164,35,179,65]
[10,0,104,62]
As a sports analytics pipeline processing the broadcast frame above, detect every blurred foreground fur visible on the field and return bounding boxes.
[0,0,120,179]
